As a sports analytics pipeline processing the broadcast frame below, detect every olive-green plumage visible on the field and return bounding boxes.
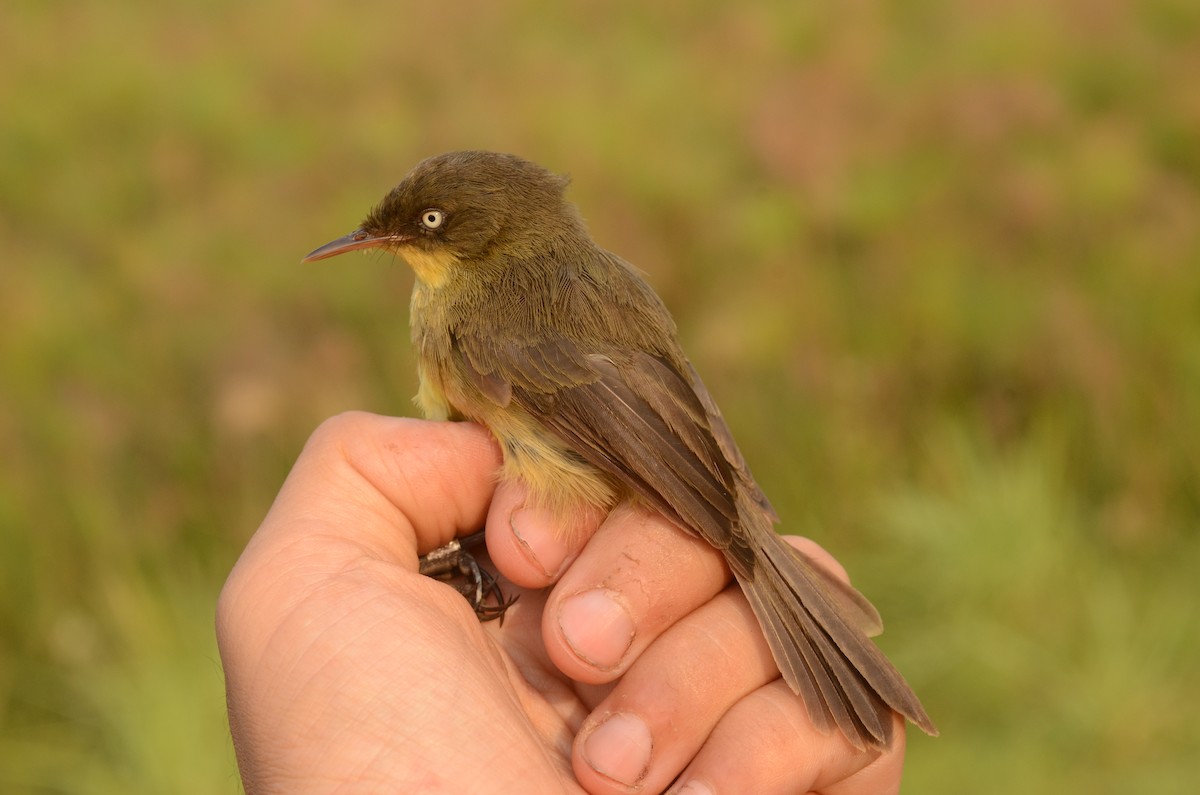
[304,150,936,749]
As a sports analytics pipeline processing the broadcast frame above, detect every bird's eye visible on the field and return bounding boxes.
[419,209,445,230]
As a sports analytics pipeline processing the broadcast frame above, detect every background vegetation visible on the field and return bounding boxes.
[2,1,1197,791]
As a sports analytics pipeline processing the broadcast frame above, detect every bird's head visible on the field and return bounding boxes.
[303,151,582,287]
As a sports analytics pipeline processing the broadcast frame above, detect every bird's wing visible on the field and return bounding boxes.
[453,331,756,575]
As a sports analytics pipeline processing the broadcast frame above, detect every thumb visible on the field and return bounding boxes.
[219,413,501,654]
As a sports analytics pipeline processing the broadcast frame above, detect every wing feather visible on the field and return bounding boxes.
[454,332,755,573]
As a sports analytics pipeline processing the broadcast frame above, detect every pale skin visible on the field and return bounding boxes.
[217,413,907,794]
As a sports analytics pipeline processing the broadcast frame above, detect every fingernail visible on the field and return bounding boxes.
[510,506,572,578]
[670,780,714,795]
[559,588,634,670]
[582,712,652,787]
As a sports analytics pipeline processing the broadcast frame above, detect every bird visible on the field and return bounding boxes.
[303,150,936,749]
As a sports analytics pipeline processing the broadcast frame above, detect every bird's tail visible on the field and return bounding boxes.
[732,510,938,749]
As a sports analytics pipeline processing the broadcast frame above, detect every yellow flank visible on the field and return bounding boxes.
[414,357,619,531]
[414,361,453,421]
[398,246,459,289]
[490,408,619,513]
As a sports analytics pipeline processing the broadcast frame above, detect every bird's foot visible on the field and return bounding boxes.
[418,530,516,622]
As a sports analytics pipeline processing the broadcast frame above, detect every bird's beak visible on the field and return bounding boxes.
[302,229,410,262]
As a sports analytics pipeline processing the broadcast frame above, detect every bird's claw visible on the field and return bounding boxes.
[418,530,516,622]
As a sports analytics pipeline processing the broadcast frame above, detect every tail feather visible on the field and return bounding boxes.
[789,587,893,744]
[737,511,938,749]
[736,568,836,731]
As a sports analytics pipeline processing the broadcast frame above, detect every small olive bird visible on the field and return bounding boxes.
[304,150,936,749]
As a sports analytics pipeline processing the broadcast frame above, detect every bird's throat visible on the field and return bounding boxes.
[399,246,459,289]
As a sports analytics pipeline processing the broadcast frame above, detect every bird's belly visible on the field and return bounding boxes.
[414,360,455,421]
[416,355,619,525]
[488,412,621,520]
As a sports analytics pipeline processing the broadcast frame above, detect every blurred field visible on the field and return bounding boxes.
[2,1,1198,791]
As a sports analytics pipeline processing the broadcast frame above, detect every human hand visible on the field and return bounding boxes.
[217,413,906,794]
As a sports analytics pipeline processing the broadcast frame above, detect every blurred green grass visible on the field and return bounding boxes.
[2,1,1197,791]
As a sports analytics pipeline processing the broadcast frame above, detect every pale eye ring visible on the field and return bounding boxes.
[419,208,445,230]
